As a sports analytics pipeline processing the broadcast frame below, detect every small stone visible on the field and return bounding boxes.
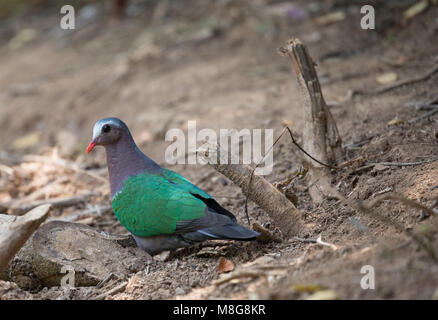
[175,287,185,296]
[157,288,170,297]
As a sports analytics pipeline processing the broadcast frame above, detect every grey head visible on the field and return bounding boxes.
[86,117,132,153]
[86,117,162,198]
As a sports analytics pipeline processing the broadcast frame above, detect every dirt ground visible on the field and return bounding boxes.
[1,0,438,300]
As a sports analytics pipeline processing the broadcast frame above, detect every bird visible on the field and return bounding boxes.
[86,117,260,255]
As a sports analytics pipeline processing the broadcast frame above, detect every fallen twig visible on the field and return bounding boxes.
[317,176,437,260]
[353,65,438,96]
[0,152,108,184]
[353,158,438,173]
[198,143,303,238]
[213,272,265,286]
[96,273,116,289]
[92,281,128,300]
[292,236,317,243]
[374,65,438,95]
[367,194,436,217]
[344,135,376,150]
[4,192,101,215]
[243,126,306,226]
[408,105,438,123]
[316,235,337,250]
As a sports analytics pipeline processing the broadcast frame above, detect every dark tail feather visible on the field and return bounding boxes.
[195,222,260,241]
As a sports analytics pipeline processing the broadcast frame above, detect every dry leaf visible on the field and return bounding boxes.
[404,0,429,19]
[12,132,41,150]
[376,72,398,85]
[387,119,405,126]
[306,289,339,300]
[8,28,36,50]
[293,284,324,293]
[315,11,346,26]
[218,257,234,274]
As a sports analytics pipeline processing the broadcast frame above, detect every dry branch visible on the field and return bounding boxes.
[279,38,343,204]
[0,220,152,289]
[316,235,337,250]
[3,192,101,215]
[0,204,51,274]
[364,65,438,96]
[408,105,438,123]
[353,158,438,173]
[280,38,343,164]
[313,174,437,261]
[213,271,265,286]
[252,222,282,243]
[198,144,303,238]
[92,281,128,300]
[0,152,108,184]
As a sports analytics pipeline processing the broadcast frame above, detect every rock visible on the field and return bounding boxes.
[0,280,32,299]
[175,287,185,296]
[0,205,51,274]
[157,288,170,297]
[1,220,152,290]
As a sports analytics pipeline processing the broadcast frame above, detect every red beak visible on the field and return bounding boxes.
[86,141,97,154]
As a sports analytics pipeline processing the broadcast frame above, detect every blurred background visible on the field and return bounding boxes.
[0,0,436,162]
[1,0,438,300]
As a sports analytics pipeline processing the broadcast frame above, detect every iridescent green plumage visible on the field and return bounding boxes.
[112,169,212,237]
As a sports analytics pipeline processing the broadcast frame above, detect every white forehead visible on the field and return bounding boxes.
[92,118,123,139]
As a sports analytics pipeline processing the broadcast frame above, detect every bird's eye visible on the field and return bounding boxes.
[102,124,111,133]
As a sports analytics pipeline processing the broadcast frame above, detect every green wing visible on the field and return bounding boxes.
[112,170,212,237]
